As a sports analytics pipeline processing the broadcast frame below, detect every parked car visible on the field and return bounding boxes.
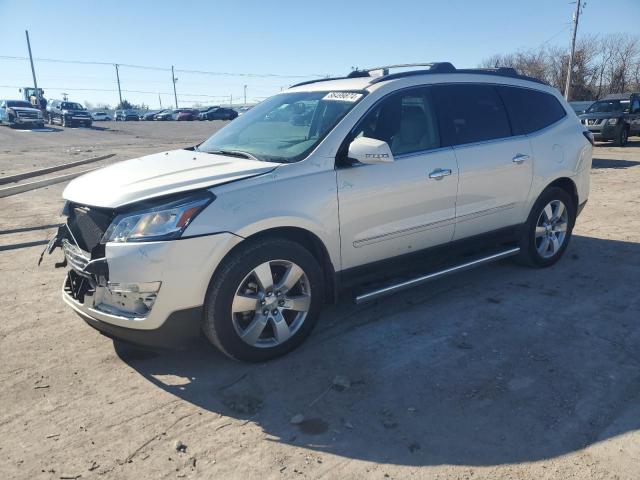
[92,111,112,121]
[235,106,253,116]
[114,110,139,121]
[154,110,174,121]
[197,106,220,120]
[578,93,640,146]
[47,100,92,127]
[569,101,593,115]
[200,107,238,121]
[0,99,45,128]
[173,109,199,121]
[141,110,162,121]
[51,62,592,362]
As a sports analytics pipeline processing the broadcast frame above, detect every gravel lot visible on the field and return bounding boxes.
[1,122,639,480]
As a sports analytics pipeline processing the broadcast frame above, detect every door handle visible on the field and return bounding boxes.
[512,153,530,164]
[429,168,452,180]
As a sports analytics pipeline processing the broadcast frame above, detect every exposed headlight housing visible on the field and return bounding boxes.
[62,109,70,115]
[606,118,619,125]
[102,191,214,243]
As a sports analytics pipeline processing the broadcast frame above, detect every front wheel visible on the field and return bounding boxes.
[517,187,576,268]
[615,127,629,147]
[203,238,324,362]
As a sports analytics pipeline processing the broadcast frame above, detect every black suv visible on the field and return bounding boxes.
[578,93,640,146]
[47,100,92,127]
[199,107,238,121]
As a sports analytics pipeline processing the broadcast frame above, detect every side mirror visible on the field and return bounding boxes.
[348,137,394,165]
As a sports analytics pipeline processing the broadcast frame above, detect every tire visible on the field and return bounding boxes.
[61,115,67,127]
[517,186,576,268]
[48,115,53,126]
[203,238,324,362]
[615,127,629,147]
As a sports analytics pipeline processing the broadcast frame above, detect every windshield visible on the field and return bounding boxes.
[198,90,365,163]
[586,100,630,114]
[62,102,84,110]
[6,101,33,108]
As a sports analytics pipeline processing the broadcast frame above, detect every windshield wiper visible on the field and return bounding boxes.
[205,149,260,161]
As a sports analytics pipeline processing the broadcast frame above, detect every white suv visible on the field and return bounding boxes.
[50,63,593,361]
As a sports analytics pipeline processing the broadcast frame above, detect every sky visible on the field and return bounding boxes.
[0,0,638,109]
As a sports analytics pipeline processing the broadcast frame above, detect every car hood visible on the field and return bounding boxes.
[63,149,278,208]
[11,107,41,114]
[579,112,623,120]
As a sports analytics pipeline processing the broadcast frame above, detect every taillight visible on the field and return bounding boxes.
[582,130,594,146]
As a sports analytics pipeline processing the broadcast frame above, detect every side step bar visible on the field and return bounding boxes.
[354,247,520,304]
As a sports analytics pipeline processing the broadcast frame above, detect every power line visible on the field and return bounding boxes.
[0,55,327,78]
[0,85,233,98]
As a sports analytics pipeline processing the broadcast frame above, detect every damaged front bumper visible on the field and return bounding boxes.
[48,224,242,347]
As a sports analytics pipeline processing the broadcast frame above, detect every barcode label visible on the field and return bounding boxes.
[323,92,363,102]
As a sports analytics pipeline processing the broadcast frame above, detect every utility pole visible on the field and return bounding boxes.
[564,1,582,100]
[230,94,233,107]
[158,93,162,109]
[114,64,123,107]
[243,84,247,106]
[171,66,178,109]
[25,30,41,107]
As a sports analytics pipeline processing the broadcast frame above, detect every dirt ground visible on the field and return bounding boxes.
[1,122,639,480]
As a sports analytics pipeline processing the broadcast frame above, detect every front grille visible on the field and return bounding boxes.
[62,239,90,271]
[66,204,115,253]
[18,111,39,119]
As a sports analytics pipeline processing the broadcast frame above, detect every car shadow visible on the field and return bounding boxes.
[10,126,63,133]
[595,139,640,148]
[592,157,640,169]
[115,234,640,467]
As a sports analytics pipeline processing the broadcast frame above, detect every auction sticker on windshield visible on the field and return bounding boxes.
[323,92,363,102]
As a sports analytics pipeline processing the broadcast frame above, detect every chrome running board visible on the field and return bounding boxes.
[354,247,521,304]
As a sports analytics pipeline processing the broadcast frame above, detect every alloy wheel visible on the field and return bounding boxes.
[535,200,569,259]
[231,260,311,348]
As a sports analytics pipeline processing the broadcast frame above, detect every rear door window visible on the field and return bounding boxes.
[498,86,567,134]
[432,84,512,145]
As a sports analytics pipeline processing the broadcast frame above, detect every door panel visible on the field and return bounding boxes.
[337,148,458,270]
[452,137,533,240]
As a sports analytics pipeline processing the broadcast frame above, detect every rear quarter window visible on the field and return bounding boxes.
[497,86,567,135]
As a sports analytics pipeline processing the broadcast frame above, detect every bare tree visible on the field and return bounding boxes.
[481,33,640,100]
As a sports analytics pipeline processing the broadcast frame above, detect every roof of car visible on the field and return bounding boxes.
[287,63,549,93]
[602,93,638,100]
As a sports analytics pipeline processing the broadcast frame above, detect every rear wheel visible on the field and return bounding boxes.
[203,238,324,362]
[518,187,575,267]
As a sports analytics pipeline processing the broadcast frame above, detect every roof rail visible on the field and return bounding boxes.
[290,63,453,88]
[369,64,547,85]
[290,63,547,89]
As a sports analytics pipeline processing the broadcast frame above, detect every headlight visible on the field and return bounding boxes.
[606,118,619,125]
[6,108,15,116]
[62,109,69,114]
[102,191,214,243]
